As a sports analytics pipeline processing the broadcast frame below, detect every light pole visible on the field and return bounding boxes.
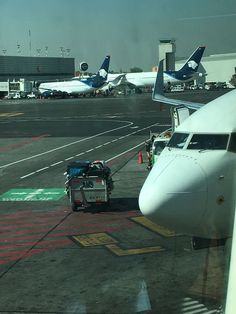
[60,47,65,57]
[36,48,41,56]
[17,43,21,54]
[45,46,48,57]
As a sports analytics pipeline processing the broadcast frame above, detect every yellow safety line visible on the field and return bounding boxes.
[72,232,118,247]
[105,244,165,256]
[131,216,176,237]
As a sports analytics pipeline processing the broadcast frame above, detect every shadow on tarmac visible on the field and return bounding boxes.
[73,197,139,214]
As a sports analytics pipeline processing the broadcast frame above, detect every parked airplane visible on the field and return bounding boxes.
[38,56,110,96]
[101,46,205,94]
[98,74,126,95]
[139,59,236,240]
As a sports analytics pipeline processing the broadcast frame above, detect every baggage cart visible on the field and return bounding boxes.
[65,160,113,211]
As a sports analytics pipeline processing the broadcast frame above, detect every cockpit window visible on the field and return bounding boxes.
[153,141,167,155]
[187,134,229,150]
[167,132,189,149]
[228,133,236,152]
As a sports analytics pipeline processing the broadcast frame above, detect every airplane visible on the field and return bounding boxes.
[100,46,206,94]
[98,73,126,95]
[138,58,236,241]
[38,56,110,97]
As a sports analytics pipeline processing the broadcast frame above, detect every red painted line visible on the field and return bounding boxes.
[0,232,65,242]
[0,221,135,241]
[0,215,68,225]
[0,238,71,252]
[0,239,71,266]
[0,209,141,266]
[24,247,59,258]
[0,209,67,220]
[0,227,53,237]
[0,240,71,265]
[0,216,68,230]
[0,242,36,252]
[36,238,71,248]
[0,222,61,231]
[0,209,139,222]
[54,222,136,236]
[0,250,27,258]
[55,219,134,231]
[0,255,26,265]
[0,134,50,153]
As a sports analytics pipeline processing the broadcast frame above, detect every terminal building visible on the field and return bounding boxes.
[0,55,75,97]
[0,45,236,97]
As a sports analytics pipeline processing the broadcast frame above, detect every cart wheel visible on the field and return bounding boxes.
[72,203,77,211]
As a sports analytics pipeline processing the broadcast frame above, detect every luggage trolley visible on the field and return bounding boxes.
[65,160,113,211]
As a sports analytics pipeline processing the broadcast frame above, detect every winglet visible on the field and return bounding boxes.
[152,59,202,111]
[152,59,164,100]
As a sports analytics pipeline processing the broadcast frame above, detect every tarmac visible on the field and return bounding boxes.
[0,93,228,313]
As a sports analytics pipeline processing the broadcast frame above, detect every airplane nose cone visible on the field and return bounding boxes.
[139,156,207,235]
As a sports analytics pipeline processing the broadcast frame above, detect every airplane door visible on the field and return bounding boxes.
[171,106,190,131]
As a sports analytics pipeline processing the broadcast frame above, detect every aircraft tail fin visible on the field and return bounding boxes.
[91,55,110,88]
[179,46,205,74]
[153,59,164,98]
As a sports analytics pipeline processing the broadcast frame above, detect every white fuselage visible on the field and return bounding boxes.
[39,79,95,95]
[40,71,193,95]
[139,89,236,239]
[107,71,193,89]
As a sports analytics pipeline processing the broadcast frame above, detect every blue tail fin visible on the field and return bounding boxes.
[91,55,110,88]
[179,46,205,73]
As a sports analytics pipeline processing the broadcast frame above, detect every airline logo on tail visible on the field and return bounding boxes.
[164,46,206,83]
[187,60,198,70]
[99,68,108,78]
[180,46,205,74]
[87,55,110,88]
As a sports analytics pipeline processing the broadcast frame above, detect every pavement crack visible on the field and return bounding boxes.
[0,211,72,280]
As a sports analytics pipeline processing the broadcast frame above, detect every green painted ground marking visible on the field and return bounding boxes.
[0,188,65,201]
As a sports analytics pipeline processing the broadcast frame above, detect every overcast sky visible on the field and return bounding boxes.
[0,0,236,72]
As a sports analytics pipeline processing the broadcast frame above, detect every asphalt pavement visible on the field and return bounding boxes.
[0,91,229,313]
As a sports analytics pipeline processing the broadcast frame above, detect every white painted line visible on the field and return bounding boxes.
[36,167,49,173]
[65,157,74,161]
[0,120,133,169]
[20,172,36,179]
[106,142,145,163]
[19,122,165,179]
[51,161,63,167]
[25,189,44,200]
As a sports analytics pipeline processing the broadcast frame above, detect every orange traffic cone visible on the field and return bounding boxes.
[138,151,143,164]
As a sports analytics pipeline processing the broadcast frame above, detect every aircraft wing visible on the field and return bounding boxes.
[111,74,126,86]
[110,75,137,89]
[153,60,204,111]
